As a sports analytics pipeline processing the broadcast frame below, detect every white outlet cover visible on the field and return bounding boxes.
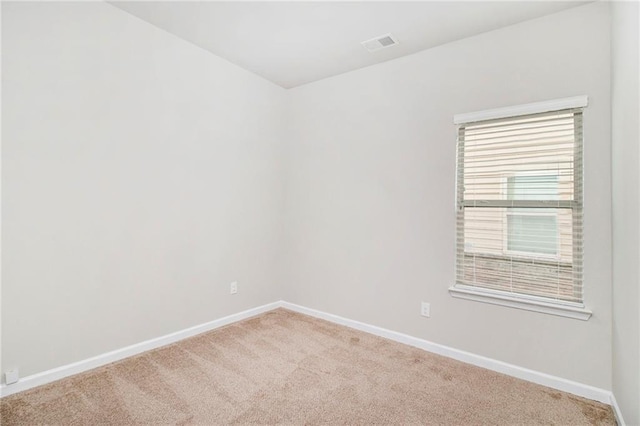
[230,281,238,294]
[5,369,19,385]
[421,302,431,318]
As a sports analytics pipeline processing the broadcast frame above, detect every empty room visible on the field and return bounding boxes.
[1,1,639,425]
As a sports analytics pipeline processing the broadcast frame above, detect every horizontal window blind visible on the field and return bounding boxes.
[456,109,583,304]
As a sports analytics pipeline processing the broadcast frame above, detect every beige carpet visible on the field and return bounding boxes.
[1,309,615,425]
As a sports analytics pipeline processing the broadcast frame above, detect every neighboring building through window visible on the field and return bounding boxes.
[506,174,559,257]
[451,97,588,318]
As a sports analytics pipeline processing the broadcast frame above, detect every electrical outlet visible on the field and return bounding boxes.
[421,302,431,318]
[5,369,19,385]
[230,281,238,295]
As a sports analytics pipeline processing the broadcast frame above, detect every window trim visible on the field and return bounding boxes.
[452,96,590,319]
[453,95,588,125]
[448,285,592,321]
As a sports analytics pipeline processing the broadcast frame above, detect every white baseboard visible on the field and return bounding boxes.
[610,393,627,426]
[2,299,622,420]
[280,301,614,405]
[0,301,281,398]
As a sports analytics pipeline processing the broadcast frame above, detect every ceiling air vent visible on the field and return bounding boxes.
[361,33,399,52]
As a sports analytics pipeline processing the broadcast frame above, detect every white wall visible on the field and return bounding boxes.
[611,1,640,424]
[1,2,286,379]
[283,2,612,390]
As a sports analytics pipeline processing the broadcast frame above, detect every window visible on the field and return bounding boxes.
[450,97,590,320]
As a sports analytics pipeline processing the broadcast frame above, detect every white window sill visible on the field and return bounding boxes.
[448,285,592,321]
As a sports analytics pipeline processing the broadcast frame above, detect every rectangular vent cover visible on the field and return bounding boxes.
[361,33,399,52]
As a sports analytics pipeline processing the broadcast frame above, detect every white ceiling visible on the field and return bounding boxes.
[110,1,588,89]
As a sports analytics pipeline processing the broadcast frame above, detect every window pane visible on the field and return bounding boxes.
[461,111,576,202]
[507,175,559,201]
[506,174,559,256]
[459,208,575,301]
[507,213,558,255]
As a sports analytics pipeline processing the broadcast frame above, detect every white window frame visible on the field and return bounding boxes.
[449,96,592,321]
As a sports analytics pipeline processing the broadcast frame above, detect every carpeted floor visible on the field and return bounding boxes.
[1,308,615,425]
